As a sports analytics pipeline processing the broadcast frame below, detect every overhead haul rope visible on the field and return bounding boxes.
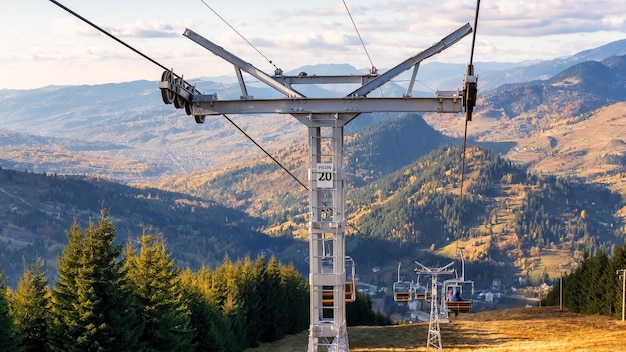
[456,0,480,253]
[48,0,402,263]
[343,0,374,70]
[343,0,407,168]
[48,0,182,80]
[199,0,280,71]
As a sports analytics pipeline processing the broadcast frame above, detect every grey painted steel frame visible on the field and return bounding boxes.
[173,24,472,352]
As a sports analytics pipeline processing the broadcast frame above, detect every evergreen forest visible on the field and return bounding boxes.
[544,243,626,317]
[0,210,389,352]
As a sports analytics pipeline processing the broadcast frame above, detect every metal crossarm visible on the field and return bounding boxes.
[190,94,463,116]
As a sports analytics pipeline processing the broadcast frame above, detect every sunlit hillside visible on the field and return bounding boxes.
[246,307,626,352]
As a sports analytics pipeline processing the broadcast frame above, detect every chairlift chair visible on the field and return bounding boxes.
[443,281,474,314]
[413,274,432,300]
[321,256,356,306]
[443,248,475,314]
[393,262,413,302]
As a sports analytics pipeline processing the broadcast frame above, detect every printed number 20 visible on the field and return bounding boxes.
[318,173,332,181]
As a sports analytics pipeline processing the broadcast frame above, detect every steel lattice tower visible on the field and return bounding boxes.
[415,262,455,351]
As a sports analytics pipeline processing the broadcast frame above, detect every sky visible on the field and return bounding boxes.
[1,0,625,89]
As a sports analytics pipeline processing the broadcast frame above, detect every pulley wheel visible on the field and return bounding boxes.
[174,95,185,109]
[160,70,176,104]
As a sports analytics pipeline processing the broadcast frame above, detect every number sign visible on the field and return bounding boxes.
[316,163,333,188]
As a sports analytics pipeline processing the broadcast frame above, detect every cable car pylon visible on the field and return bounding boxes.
[414,261,455,352]
[161,25,475,352]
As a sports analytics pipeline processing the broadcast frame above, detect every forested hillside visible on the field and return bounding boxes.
[346,113,455,187]
[345,145,624,285]
[150,106,625,289]
[156,113,458,223]
[0,167,298,286]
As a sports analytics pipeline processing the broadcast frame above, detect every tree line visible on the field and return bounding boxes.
[0,209,389,352]
[544,244,626,317]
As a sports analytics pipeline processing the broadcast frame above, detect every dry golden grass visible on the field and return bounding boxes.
[247,307,626,352]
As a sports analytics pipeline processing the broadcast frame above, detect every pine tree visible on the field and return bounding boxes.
[10,258,50,352]
[279,263,309,334]
[0,267,17,352]
[180,268,239,352]
[49,211,140,352]
[241,256,263,346]
[258,255,286,342]
[125,233,195,352]
[609,244,626,317]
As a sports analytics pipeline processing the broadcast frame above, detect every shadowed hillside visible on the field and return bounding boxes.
[0,167,298,286]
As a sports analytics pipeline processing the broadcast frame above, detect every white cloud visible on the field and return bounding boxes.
[52,17,185,39]
[602,15,626,28]
[4,0,626,89]
[110,20,178,38]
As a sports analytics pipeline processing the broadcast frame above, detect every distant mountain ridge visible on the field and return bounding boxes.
[472,38,626,90]
[0,38,624,186]
[472,54,626,138]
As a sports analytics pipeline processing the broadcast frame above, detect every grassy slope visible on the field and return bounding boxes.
[247,307,626,351]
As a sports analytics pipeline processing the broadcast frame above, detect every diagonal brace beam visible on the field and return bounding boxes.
[184,28,304,98]
[348,23,472,97]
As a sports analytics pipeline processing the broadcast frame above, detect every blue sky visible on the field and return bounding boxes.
[2,0,625,89]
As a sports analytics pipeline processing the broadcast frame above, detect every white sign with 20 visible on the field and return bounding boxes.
[316,163,333,188]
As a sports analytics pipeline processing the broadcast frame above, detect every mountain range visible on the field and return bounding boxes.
[0,38,625,287]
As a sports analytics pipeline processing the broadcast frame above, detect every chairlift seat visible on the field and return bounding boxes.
[447,300,472,313]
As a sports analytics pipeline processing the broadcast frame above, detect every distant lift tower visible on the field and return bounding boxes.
[160,23,475,352]
[414,261,455,352]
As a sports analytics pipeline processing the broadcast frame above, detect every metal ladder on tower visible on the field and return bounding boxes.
[308,126,349,351]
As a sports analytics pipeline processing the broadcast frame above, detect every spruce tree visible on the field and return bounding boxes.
[215,257,248,351]
[258,255,286,342]
[609,244,626,317]
[241,256,262,346]
[279,263,309,334]
[590,249,609,315]
[125,233,195,352]
[0,267,17,352]
[49,211,140,352]
[10,258,50,352]
[180,268,239,352]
